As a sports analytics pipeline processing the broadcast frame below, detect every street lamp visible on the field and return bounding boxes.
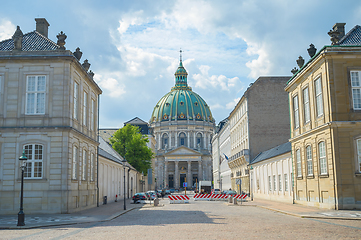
[122,158,127,210]
[17,150,27,226]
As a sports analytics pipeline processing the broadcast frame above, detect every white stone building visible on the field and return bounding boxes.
[149,55,215,189]
[212,119,231,191]
[249,142,293,203]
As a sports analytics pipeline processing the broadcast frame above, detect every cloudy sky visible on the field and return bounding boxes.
[1,0,360,128]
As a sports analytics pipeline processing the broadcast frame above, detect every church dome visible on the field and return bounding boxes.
[150,56,214,123]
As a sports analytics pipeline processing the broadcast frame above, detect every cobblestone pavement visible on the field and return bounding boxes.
[1,199,361,239]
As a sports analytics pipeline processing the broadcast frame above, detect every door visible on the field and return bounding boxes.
[180,174,186,188]
[168,174,174,188]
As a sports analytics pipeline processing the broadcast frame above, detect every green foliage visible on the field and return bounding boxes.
[110,124,153,174]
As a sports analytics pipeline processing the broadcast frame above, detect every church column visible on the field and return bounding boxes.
[198,160,202,181]
[193,132,196,149]
[158,133,161,150]
[175,132,178,147]
[164,160,168,188]
[175,161,179,189]
[187,131,190,147]
[169,132,172,149]
[203,132,206,150]
[187,160,192,188]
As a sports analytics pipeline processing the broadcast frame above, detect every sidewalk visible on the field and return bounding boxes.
[0,198,156,229]
[236,198,361,220]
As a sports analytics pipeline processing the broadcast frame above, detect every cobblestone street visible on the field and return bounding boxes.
[2,199,361,239]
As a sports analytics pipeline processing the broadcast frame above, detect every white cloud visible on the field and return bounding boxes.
[192,65,240,91]
[0,19,15,41]
[226,98,240,110]
[95,74,126,98]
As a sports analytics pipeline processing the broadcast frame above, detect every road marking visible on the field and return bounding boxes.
[309,218,361,230]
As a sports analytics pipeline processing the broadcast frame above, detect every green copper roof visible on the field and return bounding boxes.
[150,59,214,123]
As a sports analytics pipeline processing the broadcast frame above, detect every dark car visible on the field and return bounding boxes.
[169,188,175,193]
[132,192,146,203]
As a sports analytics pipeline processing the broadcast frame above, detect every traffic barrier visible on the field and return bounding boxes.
[193,194,229,201]
[168,195,190,204]
[233,194,247,200]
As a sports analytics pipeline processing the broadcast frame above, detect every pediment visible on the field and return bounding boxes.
[164,146,201,156]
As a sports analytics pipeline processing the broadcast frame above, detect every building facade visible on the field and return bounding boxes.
[250,142,293,203]
[0,19,102,214]
[98,137,140,204]
[227,77,290,194]
[285,23,361,209]
[212,118,231,191]
[149,56,215,190]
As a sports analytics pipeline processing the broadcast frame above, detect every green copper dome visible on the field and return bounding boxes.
[150,59,214,123]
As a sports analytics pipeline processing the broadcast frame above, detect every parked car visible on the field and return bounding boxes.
[212,189,221,194]
[165,189,170,195]
[156,190,162,198]
[223,190,237,195]
[146,191,156,200]
[132,192,147,203]
[169,188,175,193]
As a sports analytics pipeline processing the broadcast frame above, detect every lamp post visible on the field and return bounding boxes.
[122,158,127,210]
[17,150,27,226]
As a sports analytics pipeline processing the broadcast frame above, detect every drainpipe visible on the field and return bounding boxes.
[96,96,100,207]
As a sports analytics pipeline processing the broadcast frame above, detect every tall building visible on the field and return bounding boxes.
[285,23,361,209]
[212,118,231,191]
[227,76,291,194]
[149,54,215,189]
[0,19,102,213]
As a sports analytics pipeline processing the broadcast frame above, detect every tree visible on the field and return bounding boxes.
[110,124,153,174]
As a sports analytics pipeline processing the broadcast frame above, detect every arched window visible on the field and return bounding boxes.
[179,132,186,147]
[162,133,169,149]
[196,133,202,149]
[24,144,43,179]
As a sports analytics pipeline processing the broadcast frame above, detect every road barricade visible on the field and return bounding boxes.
[168,195,190,204]
[194,194,229,201]
[233,194,247,200]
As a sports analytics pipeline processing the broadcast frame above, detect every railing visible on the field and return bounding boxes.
[229,149,250,161]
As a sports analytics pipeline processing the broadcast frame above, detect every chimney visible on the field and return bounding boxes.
[35,18,50,38]
[333,23,346,39]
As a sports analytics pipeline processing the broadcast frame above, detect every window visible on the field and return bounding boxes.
[319,141,327,175]
[356,138,361,172]
[315,77,324,117]
[91,99,95,130]
[82,150,87,180]
[268,176,272,191]
[306,145,313,176]
[303,87,310,123]
[83,91,88,126]
[278,174,282,191]
[284,174,288,192]
[351,71,361,110]
[72,146,78,180]
[24,144,43,179]
[273,175,276,191]
[293,95,299,128]
[74,82,79,120]
[296,149,302,177]
[90,153,94,181]
[26,76,46,114]
[179,133,186,146]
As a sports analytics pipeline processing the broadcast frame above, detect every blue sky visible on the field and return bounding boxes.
[1,0,361,127]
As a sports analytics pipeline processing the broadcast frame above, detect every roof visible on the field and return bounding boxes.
[0,31,59,51]
[338,25,361,45]
[98,129,118,144]
[250,142,291,165]
[287,24,361,86]
[98,137,135,170]
[124,117,148,125]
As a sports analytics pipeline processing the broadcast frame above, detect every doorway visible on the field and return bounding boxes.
[180,174,186,188]
[168,174,174,188]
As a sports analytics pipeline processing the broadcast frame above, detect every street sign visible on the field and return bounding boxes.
[183,182,187,187]
[236,179,241,185]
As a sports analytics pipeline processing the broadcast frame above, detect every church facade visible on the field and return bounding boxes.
[149,55,215,189]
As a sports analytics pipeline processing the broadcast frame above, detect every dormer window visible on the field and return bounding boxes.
[180,101,184,106]
[194,102,198,106]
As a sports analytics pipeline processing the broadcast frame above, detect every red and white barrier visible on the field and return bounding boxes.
[168,195,190,204]
[233,194,247,200]
[193,194,229,201]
